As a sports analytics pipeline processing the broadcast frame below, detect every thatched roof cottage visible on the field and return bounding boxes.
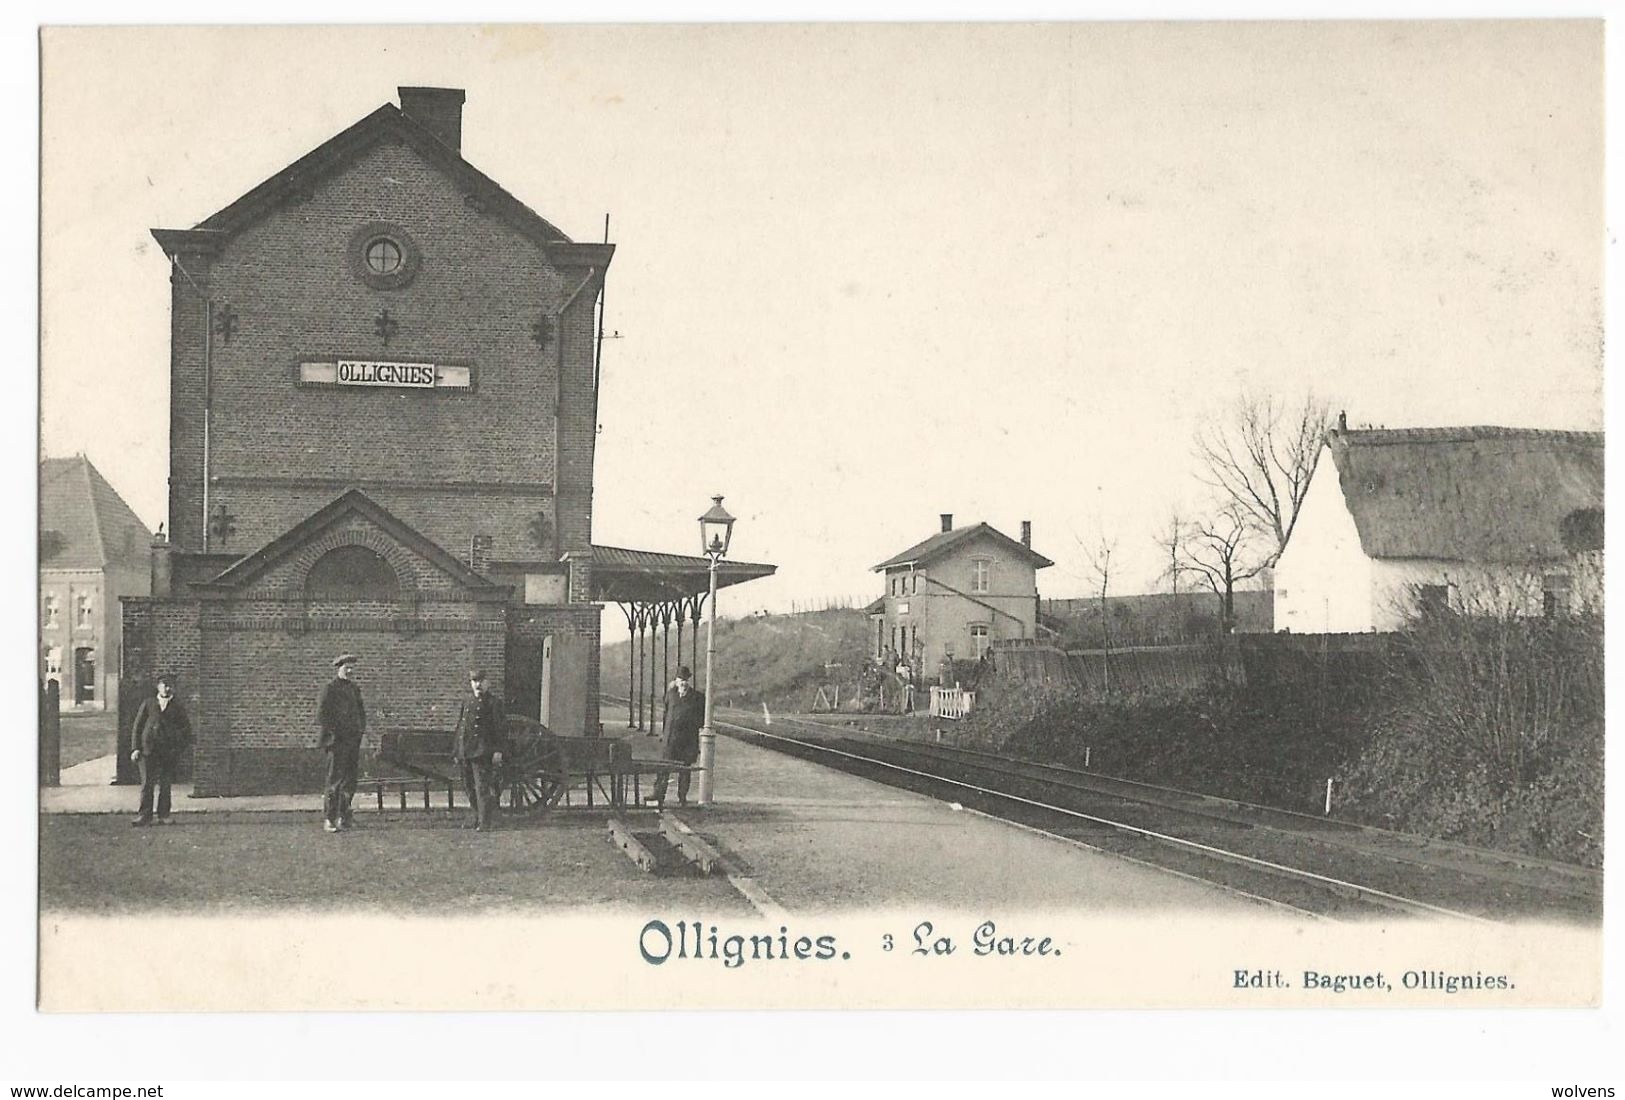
[1273,426,1603,633]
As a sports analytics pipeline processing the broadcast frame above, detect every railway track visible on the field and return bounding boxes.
[702,708,1600,923]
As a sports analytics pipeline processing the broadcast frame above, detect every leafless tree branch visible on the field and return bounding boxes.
[1193,390,1331,562]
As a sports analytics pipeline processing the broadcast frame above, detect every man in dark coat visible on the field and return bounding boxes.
[317,653,366,832]
[649,665,705,806]
[454,669,507,831]
[130,674,192,826]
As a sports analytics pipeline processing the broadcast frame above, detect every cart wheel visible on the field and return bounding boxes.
[502,716,567,812]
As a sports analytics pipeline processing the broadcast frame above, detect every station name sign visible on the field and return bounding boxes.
[299,360,473,390]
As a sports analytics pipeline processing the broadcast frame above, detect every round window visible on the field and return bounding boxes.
[348,222,421,290]
[364,237,403,276]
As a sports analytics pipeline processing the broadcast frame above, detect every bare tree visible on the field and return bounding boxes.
[1083,530,1119,692]
[1194,390,1331,562]
[1152,509,1187,597]
[1177,504,1269,631]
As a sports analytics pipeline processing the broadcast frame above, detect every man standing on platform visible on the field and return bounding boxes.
[130,674,192,826]
[648,665,704,807]
[317,653,366,833]
[454,669,506,832]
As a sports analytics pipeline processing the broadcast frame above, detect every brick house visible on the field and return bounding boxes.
[40,456,153,711]
[127,87,616,794]
[869,514,1053,678]
[1273,426,1604,634]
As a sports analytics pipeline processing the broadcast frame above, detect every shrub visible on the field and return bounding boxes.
[1332,610,1603,865]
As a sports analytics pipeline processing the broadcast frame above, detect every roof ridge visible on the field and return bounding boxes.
[84,460,153,534]
[873,520,1052,571]
[79,456,109,568]
[1335,425,1604,445]
[186,102,572,248]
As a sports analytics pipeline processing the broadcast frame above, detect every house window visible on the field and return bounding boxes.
[306,545,401,601]
[970,624,990,659]
[1417,584,1448,618]
[43,645,62,681]
[909,574,918,595]
[364,236,404,276]
[74,646,96,704]
[43,594,59,628]
[348,221,421,290]
[972,559,991,593]
[75,593,93,627]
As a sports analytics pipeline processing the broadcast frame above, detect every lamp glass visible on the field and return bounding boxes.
[699,495,736,559]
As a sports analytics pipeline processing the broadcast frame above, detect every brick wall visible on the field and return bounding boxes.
[166,139,596,562]
[510,603,602,734]
[204,484,556,566]
[120,598,204,783]
[211,615,506,795]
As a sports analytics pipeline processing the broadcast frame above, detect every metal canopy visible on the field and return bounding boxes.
[591,544,776,736]
[590,545,776,604]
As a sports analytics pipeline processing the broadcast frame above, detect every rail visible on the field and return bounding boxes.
[708,713,1491,923]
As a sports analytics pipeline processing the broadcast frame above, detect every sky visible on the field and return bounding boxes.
[38,21,1604,614]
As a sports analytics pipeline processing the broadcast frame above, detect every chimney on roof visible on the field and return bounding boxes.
[399,87,466,153]
[1021,520,1031,548]
[940,514,953,533]
[1337,410,1348,432]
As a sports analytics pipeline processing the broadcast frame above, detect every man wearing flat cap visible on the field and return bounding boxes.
[317,653,366,833]
[454,669,506,831]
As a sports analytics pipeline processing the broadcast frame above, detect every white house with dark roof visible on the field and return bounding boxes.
[39,456,154,709]
[1273,426,1604,634]
[870,514,1053,674]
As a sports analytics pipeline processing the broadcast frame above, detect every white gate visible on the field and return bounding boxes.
[929,685,975,720]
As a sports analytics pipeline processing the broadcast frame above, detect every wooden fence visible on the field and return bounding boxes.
[929,685,976,720]
[991,633,1393,698]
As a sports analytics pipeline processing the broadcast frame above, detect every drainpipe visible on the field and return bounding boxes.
[168,254,213,553]
[554,268,599,562]
[202,297,213,552]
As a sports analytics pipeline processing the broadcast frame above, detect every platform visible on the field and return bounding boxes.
[40,731,1270,915]
[665,731,1270,914]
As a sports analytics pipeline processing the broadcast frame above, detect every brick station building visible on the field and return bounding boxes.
[124,87,638,794]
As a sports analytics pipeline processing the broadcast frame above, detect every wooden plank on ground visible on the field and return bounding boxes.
[660,815,721,875]
[607,816,657,873]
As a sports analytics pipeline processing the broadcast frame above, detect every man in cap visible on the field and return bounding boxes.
[453,669,506,831]
[648,665,704,806]
[317,653,366,832]
[129,673,192,826]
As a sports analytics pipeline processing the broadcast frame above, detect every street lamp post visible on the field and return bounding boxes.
[696,494,735,806]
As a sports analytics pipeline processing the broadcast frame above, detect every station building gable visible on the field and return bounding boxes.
[128,490,512,795]
[198,489,509,603]
[155,91,611,562]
